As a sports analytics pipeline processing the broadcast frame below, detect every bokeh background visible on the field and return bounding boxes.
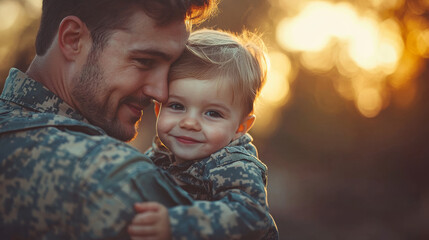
[1,0,428,239]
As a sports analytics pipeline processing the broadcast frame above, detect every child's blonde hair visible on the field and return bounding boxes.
[169,28,268,117]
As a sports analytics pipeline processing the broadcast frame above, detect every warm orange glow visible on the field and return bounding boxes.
[348,17,403,72]
[337,49,360,78]
[389,51,425,89]
[276,1,357,52]
[334,77,355,101]
[262,70,290,105]
[276,2,360,52]
[405,17,429,57]
[25,0,43,18]
[27,0,42,10]
[0,1,22,31]
[274,0,411,118]
[414,29,429,58]
[253,51,293,137]
[261,51,291,105]
[347,17,379,70]
[252,104,280,138]
[356,88,383,118]
[300,46,335,72]
[369,0,405,10]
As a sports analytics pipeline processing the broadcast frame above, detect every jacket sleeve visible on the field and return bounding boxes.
[67,140,193,240]
[167,156,279,240]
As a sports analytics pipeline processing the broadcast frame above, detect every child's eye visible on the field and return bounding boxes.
[167,103,184,111]
[206,110,223,118]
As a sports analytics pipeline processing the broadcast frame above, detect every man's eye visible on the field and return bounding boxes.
[135,58,155,68]
[167,103,184,111]
[206,111,223,118]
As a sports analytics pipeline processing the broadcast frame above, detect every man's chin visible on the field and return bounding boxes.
[103,120,139,142]
[123,128,139,142]
[121,133,138,142]
[108,127,137,142]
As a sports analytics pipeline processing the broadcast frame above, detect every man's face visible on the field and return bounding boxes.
[72,10,189,141]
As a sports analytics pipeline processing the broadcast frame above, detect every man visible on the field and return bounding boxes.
[0,0,217,239]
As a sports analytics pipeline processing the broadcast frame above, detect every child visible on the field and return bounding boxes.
[128,29,278,240]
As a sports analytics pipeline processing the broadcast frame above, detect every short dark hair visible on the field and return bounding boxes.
[35,0,217,56]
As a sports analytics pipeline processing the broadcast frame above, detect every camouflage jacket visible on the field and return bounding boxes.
[0,68,193,240]
[145,134,279,240]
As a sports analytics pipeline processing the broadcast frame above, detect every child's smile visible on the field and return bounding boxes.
[156,77,246,164]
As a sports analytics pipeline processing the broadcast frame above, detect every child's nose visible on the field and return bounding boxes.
[179,115,201,131]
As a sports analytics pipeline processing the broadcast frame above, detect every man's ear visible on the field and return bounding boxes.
[58,16,90,61]
[154,101,161,117]
[234,114,255,140]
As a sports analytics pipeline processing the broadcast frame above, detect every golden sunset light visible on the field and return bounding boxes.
[1,0,428,238]
[0,1,20,31]
[253,51,292,136]
[272,0,413,118]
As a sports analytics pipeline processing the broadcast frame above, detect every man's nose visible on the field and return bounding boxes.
[179,114,201,131]
[141,68,169,103]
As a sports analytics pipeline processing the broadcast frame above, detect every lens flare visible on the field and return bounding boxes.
[356,88,383,118]
[274,0,408,118]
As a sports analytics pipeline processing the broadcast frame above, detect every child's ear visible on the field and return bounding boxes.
[234,114,255,140]
[153,101,161,117]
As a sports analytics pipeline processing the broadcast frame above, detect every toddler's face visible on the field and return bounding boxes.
[156,77,245,164]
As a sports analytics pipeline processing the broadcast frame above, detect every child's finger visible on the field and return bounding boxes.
[132,211,160,224]
[134,202,162,212]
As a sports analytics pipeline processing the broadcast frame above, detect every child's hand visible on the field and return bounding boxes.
[128,202,171,240]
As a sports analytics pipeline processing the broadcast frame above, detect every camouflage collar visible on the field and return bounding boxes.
[229,133,253,147]
[1,68,85,121]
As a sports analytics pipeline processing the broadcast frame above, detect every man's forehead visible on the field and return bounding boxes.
[108,15,188,58]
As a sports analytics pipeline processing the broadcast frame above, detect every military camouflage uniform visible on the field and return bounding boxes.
[146,134,279,239]
[0,68,194,239]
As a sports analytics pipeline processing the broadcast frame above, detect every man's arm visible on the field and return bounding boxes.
[68,141,193,239]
